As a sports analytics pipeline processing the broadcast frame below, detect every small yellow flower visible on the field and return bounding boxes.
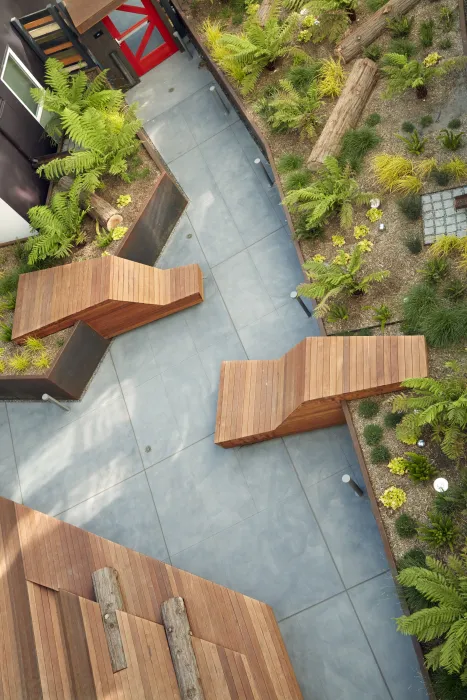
[357,239,373,252]
[332,235,346,247]
[312,254,326,263]
[354,224,369,240]
[366,208,383,222]
[423,52,441,67]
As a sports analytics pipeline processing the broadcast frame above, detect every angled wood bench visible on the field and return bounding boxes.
[215,335,428,447]
[12,256,203,342]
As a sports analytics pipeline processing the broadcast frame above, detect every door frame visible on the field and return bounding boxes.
[102,0,178,76]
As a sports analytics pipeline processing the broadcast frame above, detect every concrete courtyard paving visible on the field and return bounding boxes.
[0,50,428,700]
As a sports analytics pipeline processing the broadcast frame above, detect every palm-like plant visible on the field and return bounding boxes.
[26,173,98,264]
[396,553,467,684]
[381,53,467,99]
[36,104,142,183]
[203,5,300,95]
[256,79,323,138]
[31,58,124,142]
[393,361,467,462]
[298,244,390,317]
[285,156,375,229]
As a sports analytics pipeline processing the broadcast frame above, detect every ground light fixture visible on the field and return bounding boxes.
[417,439,426,448]
[290,290,312,317]
[434,477,449,493]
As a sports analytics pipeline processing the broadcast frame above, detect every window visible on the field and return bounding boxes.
[0,47,44,122]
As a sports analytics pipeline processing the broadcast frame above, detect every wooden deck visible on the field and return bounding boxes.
[215,335,428,447]
[12,256,203,343]
[0,497,302,699]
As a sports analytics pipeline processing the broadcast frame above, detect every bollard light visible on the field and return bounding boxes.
[434,477,448,493]
[378,223,386,232]
[290,290,312,317]
[342,474,364,497]
[417,439,426,448]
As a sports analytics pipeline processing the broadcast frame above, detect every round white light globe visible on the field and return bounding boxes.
[434,478,448,493]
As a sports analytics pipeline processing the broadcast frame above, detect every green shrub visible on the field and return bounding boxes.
[0,322,12,342]
[386,14,413,38]
[403,233,423,254]
[395,513,418,538]
[397,130,426,155]
[389,38,416,58]
[417,512,459,550]
[278,153,304,173]
[327,303,348,322]
[434,472,467,516]
[447,117,461,129]
[338,126,381,172]
[420,257,449,285]
[3,291,16,311]
[439,37,452,50]
[419,19,434,47]
[444,278,466,301]
[439,5,455,32]
[0,269,22,295]
[363,424,383,445]
[285,170,313,191]
[397,194,421,220]
[363,44,382,61]
[365,112,381,127]
[384,411,405,428]
[402,281,438,332]
[401,121,415,133]
[293,217,325,242]
[420,115,433,128]
[431,670,466,700]
[423,305,467,348]
[287,63,322,92]
[397,547,426,570]
[438,128,464,151]
[358,399,379,419]
[403,452,437,482]
[432,168,451,186]
[371,445,390,463]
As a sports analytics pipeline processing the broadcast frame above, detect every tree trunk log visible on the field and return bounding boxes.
[56,176,123,230]
[336,0,422,63]
[161,597,205,700]
[92,567,127,672]
[307,58,378,168]
[257,0,274,25]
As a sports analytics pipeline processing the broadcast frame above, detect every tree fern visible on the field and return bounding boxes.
[257,79,322,138]
[285,156,375,229]
[393,362,467,462]
[303,0,351,44]
[397,554,467,680]
[381,53,467,98]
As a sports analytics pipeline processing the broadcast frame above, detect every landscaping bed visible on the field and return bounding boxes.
[174,0,467,692]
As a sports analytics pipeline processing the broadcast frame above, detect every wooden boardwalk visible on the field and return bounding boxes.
[12,256,203,342]
[0,497,302,699]
[215,335,428,447]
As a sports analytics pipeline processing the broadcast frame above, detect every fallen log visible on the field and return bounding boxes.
[92,567,127,672]
[307,58,378,168]
[336,0,422,63]
[56,176,123,230]
[257,0,274,24]
[161,597,205,700]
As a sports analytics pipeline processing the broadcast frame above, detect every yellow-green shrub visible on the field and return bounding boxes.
[379,486,407,510]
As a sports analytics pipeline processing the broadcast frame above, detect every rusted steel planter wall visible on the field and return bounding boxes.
[0,137,188,401]
[172,7,435,696]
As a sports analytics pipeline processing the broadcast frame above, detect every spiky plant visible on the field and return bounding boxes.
[298,243,390,317]
[285,156,375,229]
[396,552,467,683]
[317,57,346,97]
[30,58,123,141]
[8,352,30,373]
[393,360,467,462]
[25,174,96,264]
[257,79,323,138]
[372,154,437,193]
[37,103,142,183]
[25,336,45,353]
[203,5,300,95]
[381,53,467,99]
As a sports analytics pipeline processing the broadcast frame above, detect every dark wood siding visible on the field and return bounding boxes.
[0,0,55,218]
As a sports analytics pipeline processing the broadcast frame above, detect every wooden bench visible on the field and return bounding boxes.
[12,256,203,342]
[215,335,428,447]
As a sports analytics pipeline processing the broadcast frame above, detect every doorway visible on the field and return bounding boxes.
[102,0,178,76]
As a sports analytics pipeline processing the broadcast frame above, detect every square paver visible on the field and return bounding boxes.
[17,395,143,516]
[212,250,275,329]
[157,213,210,277]
[145,313,197,374]
[280,593,391,700]
[110,325,159,394]
[0,455,21,502]
[179,83,239,145]
[198,333,247,389]
[236,438,302,510]
[0,402,13,458]
[306,471,388,588]
[284,424,353,487]
[161,355,217,446]
[183,281,237,353]
[349,572,429,700]
[59,472,168,560]
[144,105,195,163]
[172,491,344,619]
[147,436,256,555]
